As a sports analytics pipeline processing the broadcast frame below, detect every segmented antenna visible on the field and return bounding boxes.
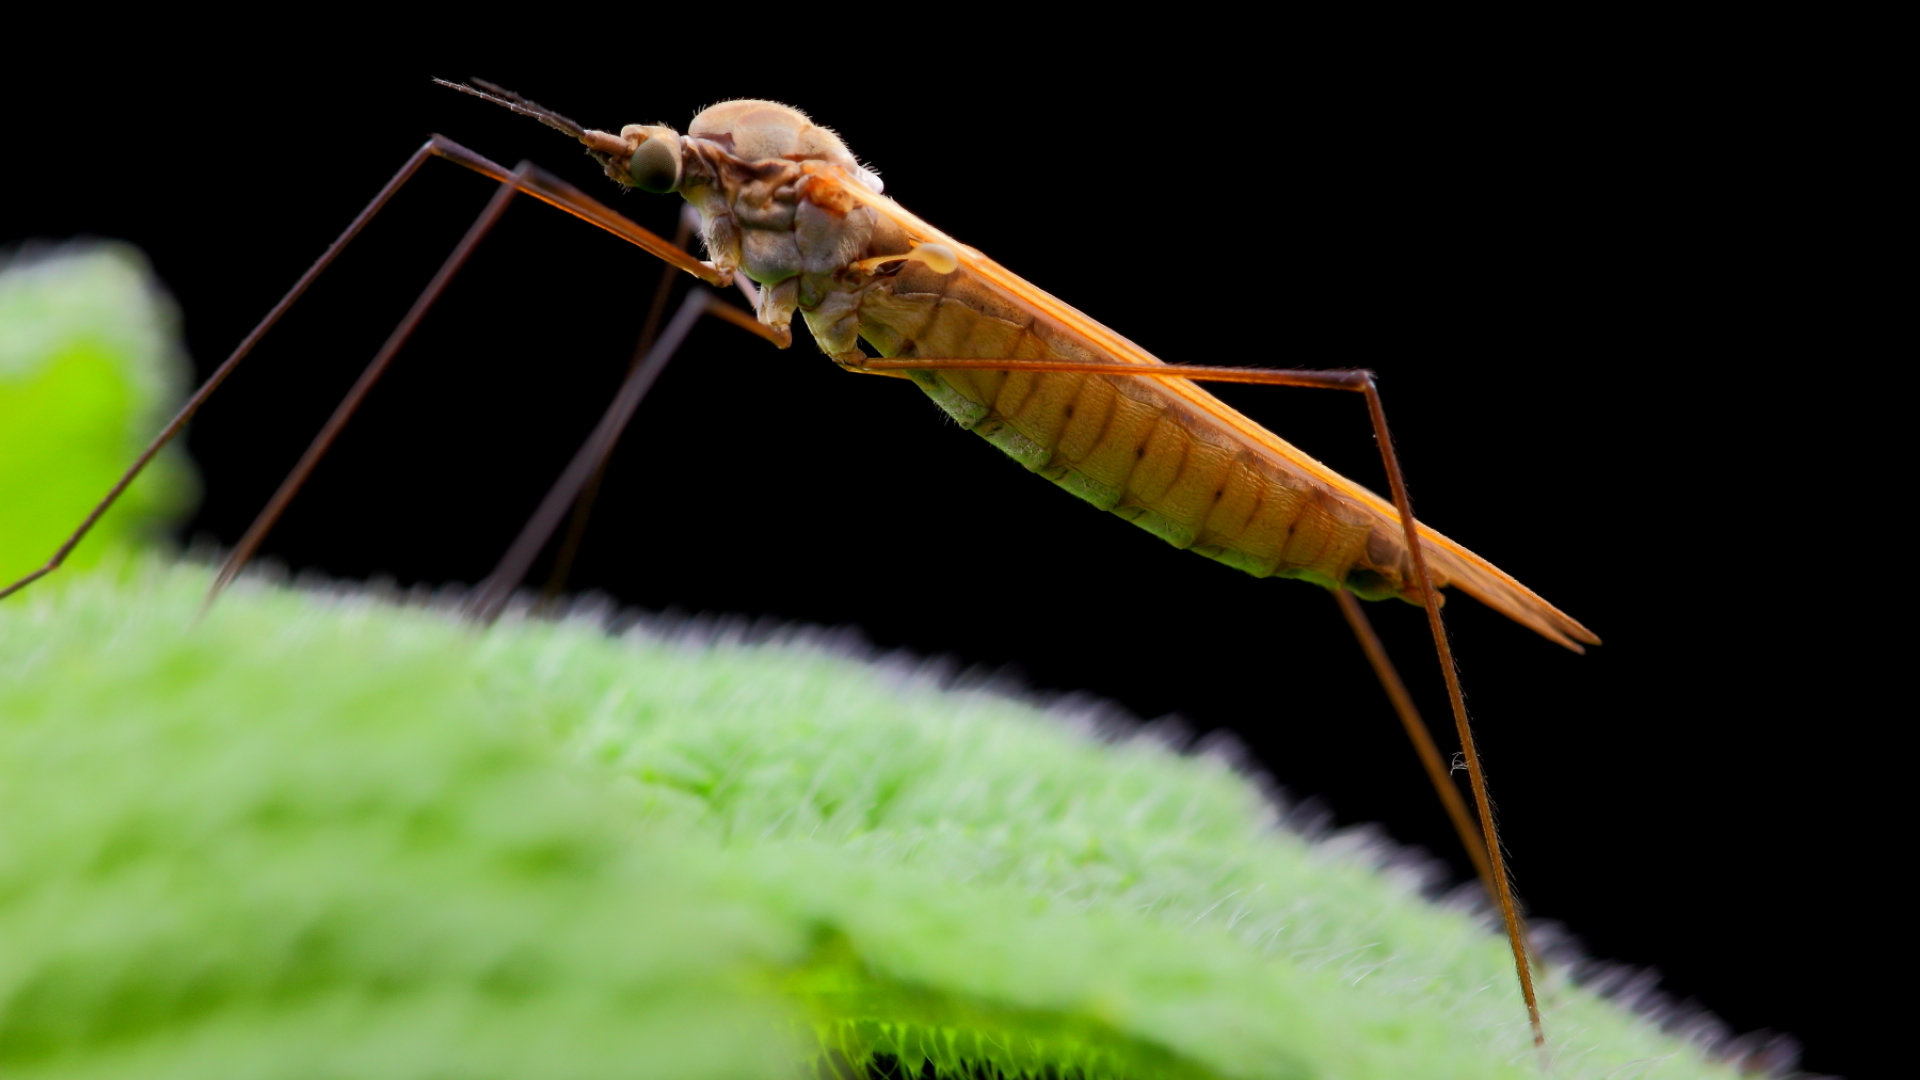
[433,78,587,140]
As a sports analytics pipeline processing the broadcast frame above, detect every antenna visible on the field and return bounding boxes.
[434,78,587,140]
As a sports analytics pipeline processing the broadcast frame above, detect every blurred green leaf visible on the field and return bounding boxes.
[0,563,1756,1080]
[0,242,198,583]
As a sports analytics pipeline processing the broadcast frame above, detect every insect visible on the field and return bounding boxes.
[3,73,1620,1060]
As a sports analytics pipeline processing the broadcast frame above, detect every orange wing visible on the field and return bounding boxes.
[827,172,1599,653]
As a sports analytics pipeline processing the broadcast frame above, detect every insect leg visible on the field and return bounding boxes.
[539,207,700,603]
[0,136,737,606]
[857,356,1548,1049]
[464,286,759,623]
[201,142,793,605]
[1347,373,1548,1051]
[1329,581,1546,990]
[0,142,446,603]
[1333,588,1546,1056]
[203,165,532,604]
[1331,589,1497,896]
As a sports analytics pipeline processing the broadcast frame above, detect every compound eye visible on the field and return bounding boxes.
[628,135,682,193]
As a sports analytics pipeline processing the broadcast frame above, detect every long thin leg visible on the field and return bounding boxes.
[0,142,437,603]
[539,208,699,604]
[203,166,530,603]
[464,290,721,623]
[1358,377,1549,1050]
[857,355,1548,1049]
[0,135,752,606]
[205,175,789,605]
[424,137,724,286]
[1331,589,1497,898]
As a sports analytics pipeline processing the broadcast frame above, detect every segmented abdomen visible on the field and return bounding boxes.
[855,269,1416,601]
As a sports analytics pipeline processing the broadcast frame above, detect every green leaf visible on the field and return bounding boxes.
[0,243,198,583]
[0,563,1752,1079]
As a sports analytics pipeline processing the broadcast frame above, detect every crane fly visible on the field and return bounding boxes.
[3,79,1599,1058]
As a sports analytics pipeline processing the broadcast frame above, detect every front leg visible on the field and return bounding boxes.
[758,278,799,336]
[801,289,870,367]
[685,187,742,285]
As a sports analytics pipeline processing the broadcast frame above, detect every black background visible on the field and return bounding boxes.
[6,31,1881,1078]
